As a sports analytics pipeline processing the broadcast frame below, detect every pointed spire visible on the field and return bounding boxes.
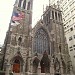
[43,50,48,56]
[43,5,44,13]
[14,0,18,7]
[57,1,60,9]
[49,0,50,6]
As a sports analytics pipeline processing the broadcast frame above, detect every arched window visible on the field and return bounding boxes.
[33,57,39,73]
[18,36,22,46]
[11,35,17,46]
[33,28,50,54]
[23,0,26,9]
[52,11,54,19]
[27,1,30,10]
[18,0,22,7]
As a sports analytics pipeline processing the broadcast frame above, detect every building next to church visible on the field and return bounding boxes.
[1,0,74,75]
[51,0,75,73]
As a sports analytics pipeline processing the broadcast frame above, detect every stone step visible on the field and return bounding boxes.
[13,73,23,75]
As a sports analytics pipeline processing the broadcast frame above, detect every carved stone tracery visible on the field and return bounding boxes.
[33,28,50,54]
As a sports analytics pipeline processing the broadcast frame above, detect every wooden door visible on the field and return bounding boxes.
[41,65,45,73]
[13,63,20,73]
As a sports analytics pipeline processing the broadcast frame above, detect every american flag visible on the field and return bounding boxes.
[12,11,25,21]
[11,20,20,26]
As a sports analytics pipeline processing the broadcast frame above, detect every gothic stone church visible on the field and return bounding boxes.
[3,0,73,75]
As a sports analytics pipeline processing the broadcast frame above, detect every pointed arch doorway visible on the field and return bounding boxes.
[13,59,20,73]
[11,54,24,73]
[40,51,50,73]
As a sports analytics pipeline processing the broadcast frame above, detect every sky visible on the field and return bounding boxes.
[32,0,49,26]
[0,0,49,45]
[0,0,15,45]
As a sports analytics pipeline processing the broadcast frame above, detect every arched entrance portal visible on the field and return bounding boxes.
[40,51,50,73]
[33,56,39,73]
[11,53,24,73]
[13,59,20,73]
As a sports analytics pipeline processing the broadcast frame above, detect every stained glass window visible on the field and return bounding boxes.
[33,28,50,54]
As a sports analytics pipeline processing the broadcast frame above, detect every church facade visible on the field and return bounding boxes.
[3,0,74,75]
[31,6,73,75]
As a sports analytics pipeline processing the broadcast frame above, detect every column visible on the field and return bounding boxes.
[5,62,10,75]
[50,58,55,75]
[38,63,41,75]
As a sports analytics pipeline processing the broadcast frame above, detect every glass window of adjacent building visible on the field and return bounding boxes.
[74,48,75,50]
[69,46,72,48]
[73,17,75,22]
[73,45,75,47]
[70,27,73,31]
[70,49,73,51]
[69,36,72,41]
[64,27,66,29]
[73,35,75,39]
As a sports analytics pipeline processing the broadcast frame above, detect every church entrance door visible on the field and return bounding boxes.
[13,59,20,73]
[55,73,61,75]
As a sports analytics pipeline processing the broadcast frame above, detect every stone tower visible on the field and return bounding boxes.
[3,0,33,75]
